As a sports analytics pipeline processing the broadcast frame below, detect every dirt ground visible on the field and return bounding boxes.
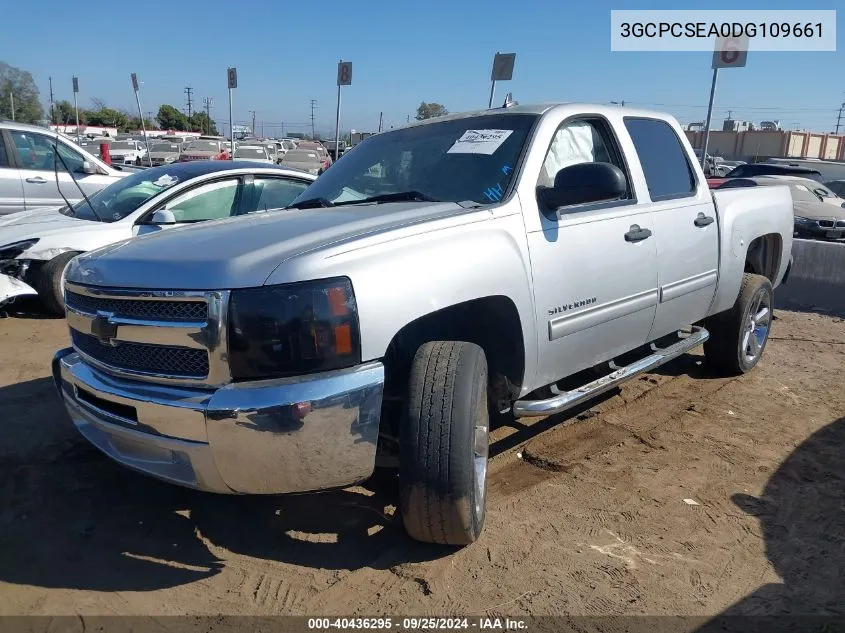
[1,302,843,618]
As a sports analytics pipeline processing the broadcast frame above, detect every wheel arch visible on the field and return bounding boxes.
[381,294,527,403]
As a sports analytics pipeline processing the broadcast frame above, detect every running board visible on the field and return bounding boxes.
[512,326,709,418]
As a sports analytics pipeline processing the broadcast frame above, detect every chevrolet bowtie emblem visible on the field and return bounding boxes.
[91,312,118,345]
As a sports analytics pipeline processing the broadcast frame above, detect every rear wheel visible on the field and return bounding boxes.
[399,341,489,545]
[34,251,80,315]
[704,273,773,375]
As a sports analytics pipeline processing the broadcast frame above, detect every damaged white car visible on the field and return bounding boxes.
[0,160,315,313]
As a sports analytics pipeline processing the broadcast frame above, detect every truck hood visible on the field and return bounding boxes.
[67,201,468,289]
[0,208,102,251]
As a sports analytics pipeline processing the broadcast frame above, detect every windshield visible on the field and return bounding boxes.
[235,147,268,158]
[283,150,321,163]
[59,168,182,222]
[185,141,218,151]
[151,143,179,152]
[292,113,538,206]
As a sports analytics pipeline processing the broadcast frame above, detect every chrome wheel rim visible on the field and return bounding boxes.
[742,289,772,365]
[473,414,489,519]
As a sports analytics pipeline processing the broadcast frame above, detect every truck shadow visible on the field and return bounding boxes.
[695,416,845,630]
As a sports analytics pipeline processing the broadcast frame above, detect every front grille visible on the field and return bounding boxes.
[71,330,209,378]
[818,220,835,228]
[66,291,208,322]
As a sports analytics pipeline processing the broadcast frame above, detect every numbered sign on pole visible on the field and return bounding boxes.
[72,76,79,93]
[227,67,238,89]
[491,53,516,81]
[712,36,749,69]
[337,61,352,86]
[131,72,139,92]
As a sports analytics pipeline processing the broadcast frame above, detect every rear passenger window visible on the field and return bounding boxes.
[624,118,696,201]
[0,134,8,166]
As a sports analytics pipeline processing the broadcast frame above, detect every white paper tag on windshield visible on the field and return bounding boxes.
[447,129,513,155]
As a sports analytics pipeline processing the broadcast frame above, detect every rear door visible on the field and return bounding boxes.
[623,117,719,341]
[0,131,24,215]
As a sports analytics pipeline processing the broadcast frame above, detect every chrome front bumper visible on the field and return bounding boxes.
[52,349,385,494]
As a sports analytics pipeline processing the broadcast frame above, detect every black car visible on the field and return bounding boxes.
[724,164,823,181]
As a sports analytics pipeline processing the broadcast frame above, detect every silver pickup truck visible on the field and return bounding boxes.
[52,103,794,546]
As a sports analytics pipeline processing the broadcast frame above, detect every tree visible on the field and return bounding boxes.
[188,111,218,135]
[126,115,156,131]
[0,61,44,124]
[156,104,188,131]
[54,100,83,125]
[86,106,128,130]
[415,102,448,120]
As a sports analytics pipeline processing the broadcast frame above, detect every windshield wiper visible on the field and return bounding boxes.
[287,197,335,209]
[336,190,440,206]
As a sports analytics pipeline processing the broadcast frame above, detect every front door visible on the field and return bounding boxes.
[9,130,104,210]
[526,117,659,388]
[622,118,719,340]
[0,132,24,215]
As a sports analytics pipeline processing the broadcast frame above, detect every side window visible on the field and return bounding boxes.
[163,179,241,222]
[9,132,84,173]
[247,177,310,212]
[55,142,85,173]
[624,118,696,201]
[537,119,620,189]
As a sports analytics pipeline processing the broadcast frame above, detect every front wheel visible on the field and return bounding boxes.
[704,273,774,375]
[33,251,80,315]
[400,341,490,545]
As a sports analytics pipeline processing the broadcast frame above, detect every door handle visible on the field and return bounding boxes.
[694,213,715,227]
[25,177,47,184]
[624,224,652,242]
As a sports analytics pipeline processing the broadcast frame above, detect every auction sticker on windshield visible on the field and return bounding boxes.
[447,129,513,155]
[153,174,179,188]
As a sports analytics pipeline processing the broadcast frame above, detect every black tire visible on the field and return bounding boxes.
[34,251,80,315]
[704,273,774,376]
[399,341,489,545]
[135,157,142,166]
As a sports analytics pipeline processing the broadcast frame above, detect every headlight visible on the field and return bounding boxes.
[794,216,817,226]
[165,156,176,162]
[228,277,361,381]
[0,238,39,259]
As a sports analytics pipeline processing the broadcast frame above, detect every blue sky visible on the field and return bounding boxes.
[5,0,843,136]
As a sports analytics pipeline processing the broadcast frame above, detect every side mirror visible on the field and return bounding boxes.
[81,160,98,175]
[151,209,176,225]
[539,162,627,209]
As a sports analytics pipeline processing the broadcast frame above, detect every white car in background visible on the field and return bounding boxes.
[0,121,127,215]
[0,161,316,313]
[108,140,148,166]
